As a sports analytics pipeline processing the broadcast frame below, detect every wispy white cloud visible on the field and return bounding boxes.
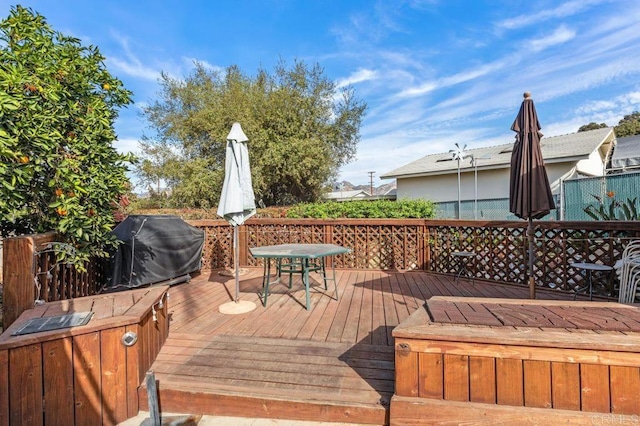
[575,100,617,115]
[575,90,640,117]
[527,25,575,52]
[496,0,610,30]
[336,68,379,88]
[181,57,224,73]
[396,56,510,99]
[107,33,161,81]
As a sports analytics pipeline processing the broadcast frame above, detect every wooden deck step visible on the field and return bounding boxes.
[139,334,392,425]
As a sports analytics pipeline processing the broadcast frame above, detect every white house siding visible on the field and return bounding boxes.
[396,162,594,203]
[575,149,606,176]
[396,168,510,203]
[390,128,613,204]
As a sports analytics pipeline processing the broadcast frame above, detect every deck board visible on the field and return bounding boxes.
[142,268,584,424]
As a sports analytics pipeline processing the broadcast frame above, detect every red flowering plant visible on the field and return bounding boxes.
[584,191,639,221]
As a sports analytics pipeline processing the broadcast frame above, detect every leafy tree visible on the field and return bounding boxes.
[614,111,640,137]
[578,122,607,132]
[0,6,134,263]
[139,60,366,206]
[577,112,640,137]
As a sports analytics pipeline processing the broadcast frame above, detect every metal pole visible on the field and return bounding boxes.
[457,158,461,219]
[474,158,478,220]
[368,171,375,196]
[234,225,239,303]
[528,218,535,299]
[559,178,564,221]
[528,138,536,299]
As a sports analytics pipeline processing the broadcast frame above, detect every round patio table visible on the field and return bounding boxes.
[571,262,614,301]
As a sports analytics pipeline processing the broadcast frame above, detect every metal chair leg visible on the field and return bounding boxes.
[262,258,272,307]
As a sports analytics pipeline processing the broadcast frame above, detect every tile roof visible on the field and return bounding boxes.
[380,127,614,179]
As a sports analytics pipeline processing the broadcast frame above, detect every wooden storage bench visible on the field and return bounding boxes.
[0,285,169,426]
[391,297,640,425]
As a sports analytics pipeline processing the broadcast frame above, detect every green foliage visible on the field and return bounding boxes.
[138,60,366,207]
[577,111,640,137]
[584,193,639,221]
[614,111,640,137]
[578,122,607,132]
[0,6,134,264]
[285,199,436,219]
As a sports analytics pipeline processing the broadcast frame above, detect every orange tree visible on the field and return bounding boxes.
[0,6,134,264]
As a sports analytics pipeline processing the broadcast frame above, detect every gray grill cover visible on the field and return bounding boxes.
[108,215,205,288]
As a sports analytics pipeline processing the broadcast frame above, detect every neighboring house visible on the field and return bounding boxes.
[380,127,616,205]
[324,189,371,202]
[608,134,640,173]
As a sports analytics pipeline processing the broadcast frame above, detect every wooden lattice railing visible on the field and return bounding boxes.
[190,218,640,298]
[4,219,640,328]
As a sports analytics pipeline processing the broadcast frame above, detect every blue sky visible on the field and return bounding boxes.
[4,0,640,189]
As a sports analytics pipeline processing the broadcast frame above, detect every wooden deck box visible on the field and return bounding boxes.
[0,286,169,426]
[391,297,640,425]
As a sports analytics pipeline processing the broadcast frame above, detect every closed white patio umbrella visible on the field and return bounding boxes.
[217,122,257,314]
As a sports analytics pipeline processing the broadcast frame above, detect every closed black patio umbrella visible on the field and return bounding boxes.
[509,92,555,299]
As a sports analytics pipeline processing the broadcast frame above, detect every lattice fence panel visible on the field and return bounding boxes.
[429,225,529,284]
[557,228,628,297]
[538,228,567,290]
[200,224,233,270]
[381,225,421,270]
[246,223,325,266]
[189,219,640,298]
[331,225,357,268]
[327,224,422,270]
[473,227,526,283]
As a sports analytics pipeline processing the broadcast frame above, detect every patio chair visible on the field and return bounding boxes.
[617,240,640,304]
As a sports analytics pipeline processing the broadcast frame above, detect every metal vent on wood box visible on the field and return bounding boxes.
[11,312,93,336]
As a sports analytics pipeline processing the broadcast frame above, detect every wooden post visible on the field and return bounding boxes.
[422,222,430,271]
[145,371,160,426]
[2,232,56,328]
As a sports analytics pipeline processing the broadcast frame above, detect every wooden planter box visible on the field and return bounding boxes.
[391,297,640,425]
[0,286,169,426]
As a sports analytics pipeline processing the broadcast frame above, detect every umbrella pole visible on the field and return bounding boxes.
[528,218,536,299]
[233,225,240,303]
[219,224,256,314]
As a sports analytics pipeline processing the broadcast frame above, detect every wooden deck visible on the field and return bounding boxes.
[140,268,579,425]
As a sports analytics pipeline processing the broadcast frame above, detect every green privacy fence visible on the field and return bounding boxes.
[563,171,640,221]
[435,172,640,221]
[435,197,560,220]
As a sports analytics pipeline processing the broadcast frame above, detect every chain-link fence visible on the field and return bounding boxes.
[563,171,640,221]
[434,172,640,221]
[435,197,560,220]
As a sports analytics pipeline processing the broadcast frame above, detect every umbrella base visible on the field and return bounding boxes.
[218,300,257,315]
[218,268,249,277]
